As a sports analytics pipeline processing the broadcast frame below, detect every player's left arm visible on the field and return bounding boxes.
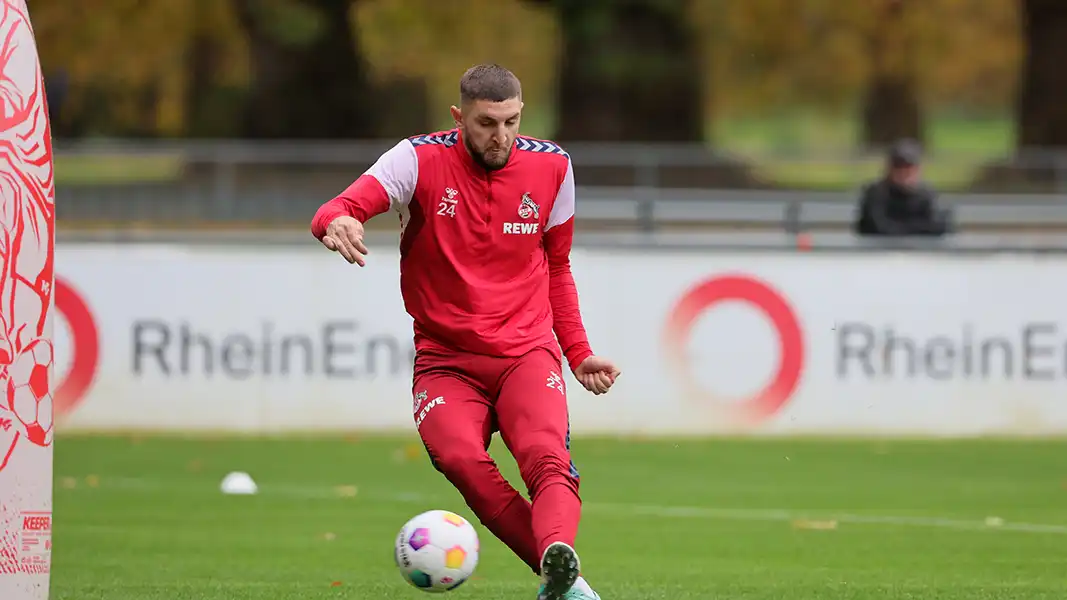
[544,157,620,395]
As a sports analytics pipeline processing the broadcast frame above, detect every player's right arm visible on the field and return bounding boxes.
[311,139,418,266]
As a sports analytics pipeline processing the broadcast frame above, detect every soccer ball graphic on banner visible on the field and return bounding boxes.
[6,338,54,446]
[394,510,480,593]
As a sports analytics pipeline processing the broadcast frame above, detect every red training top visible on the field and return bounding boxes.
[311,129,594,372]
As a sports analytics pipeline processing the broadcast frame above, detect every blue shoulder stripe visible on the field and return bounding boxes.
[515,136,568,157]
[408,131,459,147]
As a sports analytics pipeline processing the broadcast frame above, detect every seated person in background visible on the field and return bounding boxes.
[854,138,953,236]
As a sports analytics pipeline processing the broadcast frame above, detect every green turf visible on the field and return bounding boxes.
[714,111,1014,157]
[718,111,1015,191]
[51,434,1067,599]
[54,154,184,186]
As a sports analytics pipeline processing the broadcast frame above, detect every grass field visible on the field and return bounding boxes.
[52,434,1067,600]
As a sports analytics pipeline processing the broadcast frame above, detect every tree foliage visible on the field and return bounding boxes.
[524,0,704,142]
[695,0,1020,117]
[231,0,377,138]
[30,0,1024,141]
[354,0,558,129]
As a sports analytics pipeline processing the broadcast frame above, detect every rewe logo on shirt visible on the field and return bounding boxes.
[503,222,539,235]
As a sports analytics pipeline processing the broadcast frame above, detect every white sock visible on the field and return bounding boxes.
[571,576,595,595]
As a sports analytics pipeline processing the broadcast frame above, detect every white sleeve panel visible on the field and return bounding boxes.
[365,139,419,209]
[546,158,575,230]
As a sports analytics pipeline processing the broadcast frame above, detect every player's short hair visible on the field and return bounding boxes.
[459,64,522,104]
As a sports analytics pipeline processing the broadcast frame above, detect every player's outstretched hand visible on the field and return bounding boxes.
[574,356,621,395]
[322,216,369,266]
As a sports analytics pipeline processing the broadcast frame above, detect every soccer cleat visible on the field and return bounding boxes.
[565,576,602,599]
[536,577,601,600]
[537,542,582,600]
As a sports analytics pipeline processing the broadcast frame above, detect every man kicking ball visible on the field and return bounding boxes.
[311,64,619,600]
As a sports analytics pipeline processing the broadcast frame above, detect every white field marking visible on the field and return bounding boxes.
[64,477,1067,535]
[54,476,398,501]
[587,502,1067,535]
[100,476,432,502]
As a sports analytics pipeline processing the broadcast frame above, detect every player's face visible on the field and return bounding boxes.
[452,98,522,170]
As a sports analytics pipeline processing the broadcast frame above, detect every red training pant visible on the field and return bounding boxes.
[411,344,581,574]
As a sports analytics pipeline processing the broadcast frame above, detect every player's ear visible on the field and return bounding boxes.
[449,105,463,128]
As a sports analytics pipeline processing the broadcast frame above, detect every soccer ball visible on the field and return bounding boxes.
[394,509,479,593]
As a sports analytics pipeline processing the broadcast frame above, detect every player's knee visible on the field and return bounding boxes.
[513,436,573,481]
[429,446,492,484]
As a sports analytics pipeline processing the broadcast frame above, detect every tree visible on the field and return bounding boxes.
[859,0,924,146]
[231,0,376,138]
[1016,0,1067,149]
[969,0,1065,191]
[32,0,194,137]
[183,0,240,137]
[526,0,704,142]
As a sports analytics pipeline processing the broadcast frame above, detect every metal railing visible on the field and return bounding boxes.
[53,139,1067,233]
[58,228,1067,256]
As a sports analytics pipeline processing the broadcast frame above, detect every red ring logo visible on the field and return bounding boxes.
[55,277,99,416]
[663,274,804,424]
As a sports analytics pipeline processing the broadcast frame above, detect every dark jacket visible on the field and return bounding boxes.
[854,178,952,236]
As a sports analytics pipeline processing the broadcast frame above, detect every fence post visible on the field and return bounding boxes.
[784,200,801,234]
[1055,154,1067,195]
[213,157,237,223]
[636,153,659,233]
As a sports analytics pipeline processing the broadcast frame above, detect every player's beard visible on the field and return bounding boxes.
[466,136,510,171]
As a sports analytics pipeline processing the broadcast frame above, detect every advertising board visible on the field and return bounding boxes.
[53,244,1067,437]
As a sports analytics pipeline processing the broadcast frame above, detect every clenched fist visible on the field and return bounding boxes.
[321,216,369,266]
[574,355,621,395]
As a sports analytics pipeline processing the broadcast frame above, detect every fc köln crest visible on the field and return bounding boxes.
[518,193,539,220]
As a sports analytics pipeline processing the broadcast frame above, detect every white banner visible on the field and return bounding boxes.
[53,244,1067,437]
[0,1,54,595]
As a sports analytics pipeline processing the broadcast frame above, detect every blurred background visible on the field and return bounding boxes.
[37,0,1067,237]
[33,2,1067,599]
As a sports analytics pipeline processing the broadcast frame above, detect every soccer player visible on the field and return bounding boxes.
[310,64,619,600]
